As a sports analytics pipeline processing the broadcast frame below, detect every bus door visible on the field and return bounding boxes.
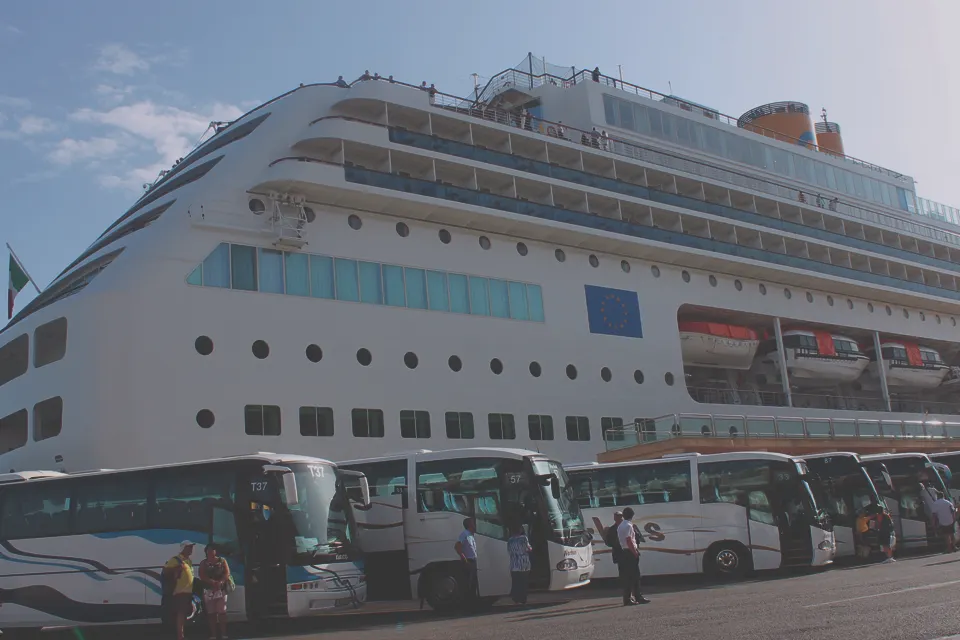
[744,490,782,571]
[241,479,289,619]
[501,471,550,590]
[769,478,813,566]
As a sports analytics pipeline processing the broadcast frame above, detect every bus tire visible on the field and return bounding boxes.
[421,564,466,612]
[704,542,750,579]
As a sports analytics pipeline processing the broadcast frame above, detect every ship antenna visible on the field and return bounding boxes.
[821,107,828,124]
[668,80,673,95]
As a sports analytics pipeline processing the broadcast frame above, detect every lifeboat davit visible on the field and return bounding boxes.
[679,322,759,370]
[751,328,869,386]
[864,341,949,389]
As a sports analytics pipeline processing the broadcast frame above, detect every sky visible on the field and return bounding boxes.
[1,0,957,314]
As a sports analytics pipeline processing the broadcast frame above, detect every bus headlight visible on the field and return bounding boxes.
[556,558,578,571]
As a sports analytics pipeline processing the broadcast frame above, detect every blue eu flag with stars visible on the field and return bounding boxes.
[584,285,643,338]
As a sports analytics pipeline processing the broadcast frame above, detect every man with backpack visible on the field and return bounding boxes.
[162,541,197,640]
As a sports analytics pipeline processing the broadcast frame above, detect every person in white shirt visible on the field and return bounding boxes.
[930,491,957,553]
[616,507,650,606]
[454,517,479,603]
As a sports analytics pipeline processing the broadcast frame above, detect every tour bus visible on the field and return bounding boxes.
[802,453,887,558]
[861,452,950,550]
[339,448,593,611]
[566,452,835,580]
[0,454,370,636]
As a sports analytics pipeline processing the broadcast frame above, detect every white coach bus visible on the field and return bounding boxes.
[339,448,593,611]
[0,453,369,637]
[567,452,835,579]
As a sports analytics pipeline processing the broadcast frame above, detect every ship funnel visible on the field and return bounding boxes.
[815,121,844,157]
[737,101,816,149]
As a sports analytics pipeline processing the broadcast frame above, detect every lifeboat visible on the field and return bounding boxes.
[678,322,759,370]
[864,341,949,389]
[751,328,869,386]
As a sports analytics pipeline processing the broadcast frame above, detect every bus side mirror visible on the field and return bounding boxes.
[263,465,298,506]
[338,469,371,507]
[551,474,561,500]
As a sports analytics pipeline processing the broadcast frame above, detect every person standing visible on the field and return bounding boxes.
[930,490,957,553]
[454,517,479,604]
[199,544,232,640]
[162,541,197,640]
[507,523,532,604]
[616,508,650,606]
[603,511,624,575]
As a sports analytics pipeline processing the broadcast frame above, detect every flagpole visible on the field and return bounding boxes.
[6,243,42,294]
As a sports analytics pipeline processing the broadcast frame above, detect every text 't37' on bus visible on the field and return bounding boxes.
[566,452,835,580]
[340,448,593,611]
[861,452,950,550]
[802,452,887,559]
[0,453,370,636]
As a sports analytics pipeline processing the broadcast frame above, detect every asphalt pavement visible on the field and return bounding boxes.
[56,553,960,640]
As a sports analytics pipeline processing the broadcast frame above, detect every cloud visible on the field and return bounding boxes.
[18,116,55,135]
[49,137,122,165]
[94,44,149,75]
[0,96,31,110]
[94,83,135,105]
[11,169,58,185]
[1,24,21,37]
[72,100,243,190]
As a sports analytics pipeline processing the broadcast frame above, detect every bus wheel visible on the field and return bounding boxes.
[423,565,465,612]
[706,543,748,579]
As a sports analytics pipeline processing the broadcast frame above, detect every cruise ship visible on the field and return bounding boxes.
[4,54,960,472]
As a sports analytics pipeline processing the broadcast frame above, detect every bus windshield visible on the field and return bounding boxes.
[284,463,356,563]
[804,456,881,527]
[531,459,587,546]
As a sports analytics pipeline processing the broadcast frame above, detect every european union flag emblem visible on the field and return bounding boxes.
[584,285,643,338]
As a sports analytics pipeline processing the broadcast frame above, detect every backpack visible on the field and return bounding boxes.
[161,555,184,597]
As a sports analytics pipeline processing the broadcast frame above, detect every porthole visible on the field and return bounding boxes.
[439,229,452,244]
[517,242,528,256]
[601,367,612,382]
[920,312,926,322]
[806,292,813,303]
[305,344,323,363]
[194,335,213,356]
[196,410,215,429]
[734,280,743,291]
[248,198,265,214]
[827,296,834,307]
[403,351,419,369]
[566,364,578,380]
[396,222,409,237]
[936,315,942,324]
[303,206,316,223]
[621,260,631,273]
[490,358,503,375]
[357,348,372,366]
[903,309,909,319]
[589,254,599,268]
[448,355,462,372]
[252,340,269,359]
[759,283,767,295]
[709,275,717,287]
[529,361,542,377]
[868,303,875,313]
[783,288,792,300]
[634,370,645,384]
[664,372,675,386]
[848,299,854,310]
[886,305,892,316]
[479,235,491,250]
[681,270,691,283]
[348,214,362,230]
[555,248,566,262]
[651,265,661,278]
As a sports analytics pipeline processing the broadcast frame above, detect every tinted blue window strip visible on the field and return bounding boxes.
[189,243,544,322]
[389,128,960,278]
[344,166,960,303]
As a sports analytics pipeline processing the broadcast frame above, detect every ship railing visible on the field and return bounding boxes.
[602,413,960,451]
[332,79,960,245]
[684,385,960,416]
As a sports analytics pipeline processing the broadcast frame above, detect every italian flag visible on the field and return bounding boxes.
[8,254,29,319]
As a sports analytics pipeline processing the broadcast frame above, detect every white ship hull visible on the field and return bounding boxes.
[2,75,960,472]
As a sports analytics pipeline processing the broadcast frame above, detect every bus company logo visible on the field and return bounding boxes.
[590,517,666,542]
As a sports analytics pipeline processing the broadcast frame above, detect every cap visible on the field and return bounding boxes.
[180,540,197,552]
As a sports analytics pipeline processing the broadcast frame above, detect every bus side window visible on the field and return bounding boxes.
[0,484,72,539]
[211,506,240,555]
